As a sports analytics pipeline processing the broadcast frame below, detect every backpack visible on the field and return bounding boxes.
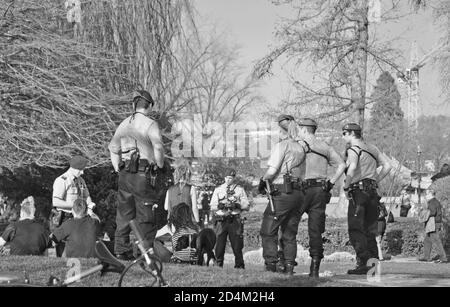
[418,209,431,223]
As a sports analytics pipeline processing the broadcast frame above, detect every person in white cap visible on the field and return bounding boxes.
[52,155,96,257]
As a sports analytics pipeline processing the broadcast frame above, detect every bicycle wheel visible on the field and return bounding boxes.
[117,256,166,287]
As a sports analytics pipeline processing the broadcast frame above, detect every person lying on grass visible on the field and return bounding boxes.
[51,199,101,258]
[0,196,50,256]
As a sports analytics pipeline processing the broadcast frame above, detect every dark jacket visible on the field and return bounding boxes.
[428,198,443,224]
[1,219,50,256]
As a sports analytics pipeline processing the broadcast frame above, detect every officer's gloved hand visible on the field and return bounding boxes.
[324,180,334,193]
[258,178,267,195]
[87,209,101,223]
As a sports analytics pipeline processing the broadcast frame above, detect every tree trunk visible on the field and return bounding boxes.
[350,0,369,130]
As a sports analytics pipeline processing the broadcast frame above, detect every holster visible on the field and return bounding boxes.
[321,180,330,192]
[212,214,225,225]
[145,163,158,187]
[127,151,140,173]
[349,179,378,193]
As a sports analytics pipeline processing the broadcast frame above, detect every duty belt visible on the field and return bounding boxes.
[123,159,151,172]
[302,178,326,189]
[215,213,240,223]
[349,179,378,192]
[274,181,302,191]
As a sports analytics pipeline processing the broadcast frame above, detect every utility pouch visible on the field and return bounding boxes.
[118,161,125,172]
[146,164,158,187]
[128,150,140,173]
[283,173,293,194]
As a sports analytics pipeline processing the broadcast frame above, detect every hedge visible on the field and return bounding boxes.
[241,215,450,258]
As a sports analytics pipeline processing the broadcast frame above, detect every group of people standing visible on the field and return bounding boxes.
[3,89,446,278]
[258,115,392,277]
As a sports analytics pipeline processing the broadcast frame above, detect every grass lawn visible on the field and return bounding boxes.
[0,255,368,287]
[2,255,450,287]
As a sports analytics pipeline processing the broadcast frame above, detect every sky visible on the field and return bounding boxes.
[193,0,449,119]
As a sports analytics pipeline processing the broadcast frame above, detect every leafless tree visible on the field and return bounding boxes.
[181,39,263,124]
[253,0,420,128]
[0,0,133,169]
[432,0,450,100]
[0,0,261,169]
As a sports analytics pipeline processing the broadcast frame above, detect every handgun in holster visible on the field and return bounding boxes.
[213,211,225,225]
[146,164,158,187]
[347,190,361,217]
[283,162,293,194]
[118,161,125,172]
[128,150,140,173]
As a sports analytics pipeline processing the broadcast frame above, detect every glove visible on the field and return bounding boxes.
[218,203,225,210]
[324,180,334,193]
[88,202,96,210]
[258,178,267,195]
[87,209,101,223]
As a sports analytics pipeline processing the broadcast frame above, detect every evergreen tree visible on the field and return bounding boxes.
[370,71,403,128]
[368,71,410,158]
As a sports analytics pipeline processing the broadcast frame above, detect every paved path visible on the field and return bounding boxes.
[336,273,450,287]
[332,258,450,287]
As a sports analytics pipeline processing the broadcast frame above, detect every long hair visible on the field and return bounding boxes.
[168,202,198,231]
[173,159,192,188]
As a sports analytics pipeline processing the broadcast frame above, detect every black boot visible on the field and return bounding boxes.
[276,258,286,273]
[285,263,295,276]
[276,262,286,273]
[265,263,277,272]
[347,258,369,275]
[309,257,321,278]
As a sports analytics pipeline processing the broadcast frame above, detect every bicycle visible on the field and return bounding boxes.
[0,220,168,287]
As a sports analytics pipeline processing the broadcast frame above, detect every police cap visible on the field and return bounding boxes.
[342,123,362,132]
[133,90,154,106]
[298,118,318,128]
[277,114,294,123]
[225,169,236,177]
[70,155,88,170]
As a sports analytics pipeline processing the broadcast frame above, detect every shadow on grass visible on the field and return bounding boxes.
[236,275,333,287]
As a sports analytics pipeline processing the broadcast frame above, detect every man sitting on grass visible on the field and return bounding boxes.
[51,199,101,258]
[0,196,50,256]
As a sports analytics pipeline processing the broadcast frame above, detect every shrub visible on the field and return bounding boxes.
[242,215,450,258]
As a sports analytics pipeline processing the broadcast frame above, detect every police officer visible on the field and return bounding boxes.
[296,118,346,278]
[108,90,165,260]
[52,155,97,257]
[259,115,306,275]
[342,123,392,274]
[210,169,249,269]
